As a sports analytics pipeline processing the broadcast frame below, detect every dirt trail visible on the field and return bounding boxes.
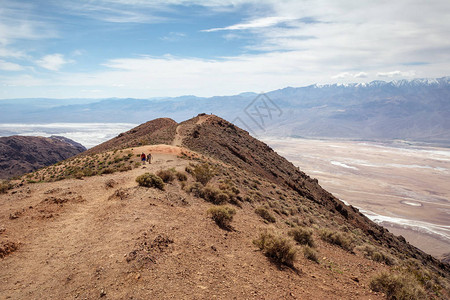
[171,125,183,147]
[171,114,211,147]
[0,151,190,299]
[196,114,213,124]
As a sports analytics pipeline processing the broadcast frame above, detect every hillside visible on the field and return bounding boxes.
[0,114,449,299]
[85,118,177,155]
[0,135,86,179]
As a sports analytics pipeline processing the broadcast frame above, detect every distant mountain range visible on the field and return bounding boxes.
[1,77,449,145]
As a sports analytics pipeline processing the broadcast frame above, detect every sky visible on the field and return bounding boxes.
[0,0,449,99]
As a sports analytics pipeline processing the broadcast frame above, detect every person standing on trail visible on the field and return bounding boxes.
[147,153,152,164]
[141,153,146,164]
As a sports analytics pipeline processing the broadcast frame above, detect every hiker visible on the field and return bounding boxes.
[141,153,146,164]
[147,153,152,164]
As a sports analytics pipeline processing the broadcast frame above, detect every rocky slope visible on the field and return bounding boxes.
[0,114,448,299]
[0,135,86,179]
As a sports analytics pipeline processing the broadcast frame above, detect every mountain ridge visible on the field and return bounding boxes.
[0,135,86,179]
[1,114,449,299]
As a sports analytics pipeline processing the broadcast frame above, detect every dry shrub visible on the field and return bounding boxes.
[370,271,426,300]
[288,226,315,247]
[117,165,132,172]
[176,172,187,181]
[105,179,117,188]
[200,186,229,204]
[319,228,354,252]
[136,173,165,190]
[303,245,319,263]
[358,244,396,265]
[255,207,276,223]
[0,180,12,194]
[400,259,446,295]
[207,206,236,229]
[184,182,203,195]
[100,168,115,175]
[0,241,19,258]
[156,169,175,183]
[253,231,296,266]
[192,163,216,185]
[108,188,129,200]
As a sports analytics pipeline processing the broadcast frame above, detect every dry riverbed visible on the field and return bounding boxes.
[263,137,450,259]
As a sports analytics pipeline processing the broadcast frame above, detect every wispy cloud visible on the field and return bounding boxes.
[0,60,24,71]
[377,71,416,78]
[202,16,296,32]
[333,72,368,79]
[36,54,73,71]
[160,32,186,42]
[56,0,170,23]
[0,1,57,45]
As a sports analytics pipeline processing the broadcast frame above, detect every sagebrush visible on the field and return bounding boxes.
[136,173,165,190]
[319,229,354,251]
[253,231,296,266]
[288,226,315,247]
[192,163,216,185]
[370,271,426,300]
[207,206,236,229]
[255,207,276,223]
[156,169,175,183]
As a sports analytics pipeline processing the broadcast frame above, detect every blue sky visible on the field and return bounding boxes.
[0,0,449,99]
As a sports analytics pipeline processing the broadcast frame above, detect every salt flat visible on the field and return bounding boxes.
[263,137,450,258]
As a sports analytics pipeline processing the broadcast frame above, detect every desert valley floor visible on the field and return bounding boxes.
[264,138,450,258]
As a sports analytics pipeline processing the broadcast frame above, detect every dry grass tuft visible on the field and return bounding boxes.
[192,163,216,185]
[303,245,319,263]
[0,180,12,194]
[288,226,315,248]
[253,231,296,266]
[156,169,176,183]
[207,206,236,230]
[358,244,396,265]
[255,207,276,223]
[370,271,426,300]
[136,173,165,190]
[319,228,354,252]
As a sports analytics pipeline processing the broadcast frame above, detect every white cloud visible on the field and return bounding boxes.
[160,32,186,42]
[0,47,28,59]
[0,1,57,45]
[36,54,73,71]
[332,72,352,79]
[377,71,416,78]
[71,49,85,57]
[333,72,369,79]
[203,16,296,32]
[354,72,368,78]
[0,60,24,71]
